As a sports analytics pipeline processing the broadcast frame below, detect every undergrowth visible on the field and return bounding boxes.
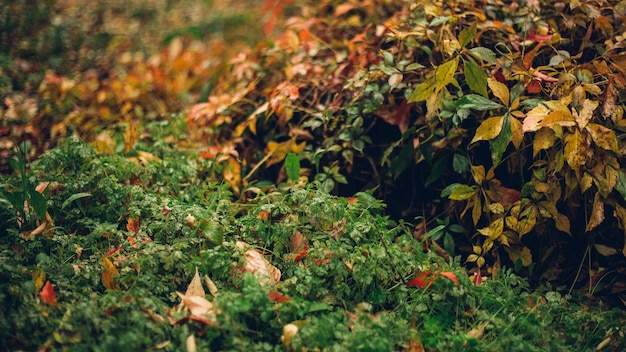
[1,124,624,351]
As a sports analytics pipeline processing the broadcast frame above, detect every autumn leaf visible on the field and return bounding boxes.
[33,269,46,293]
[471,116,504,144]
[406,270,435,288]
[268,290,292,303]
[408,74,436,103]
[223,156,242,194]
[236,241,281,286]
[123,119,139,155]
[586,193,605,232]
[185,267,205,298]
[487,77,510,106]
[40,280,57,305]
[102,256,119,290]
[573,99,599,129]
[176,292,218,324]
[435,57,459,93]
[586,123,619,152]
[564,129,589,169]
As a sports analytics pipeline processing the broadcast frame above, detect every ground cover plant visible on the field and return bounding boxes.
[3,0,626,350]
[2,132,625,351]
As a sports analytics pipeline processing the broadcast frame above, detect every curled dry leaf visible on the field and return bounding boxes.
[281,323,299,348]
[236,241,281,286]
[176,292,218,322]
[204,275,219,297]
[289,230,308,253]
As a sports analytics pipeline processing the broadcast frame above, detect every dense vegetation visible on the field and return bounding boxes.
[2,0,626,350]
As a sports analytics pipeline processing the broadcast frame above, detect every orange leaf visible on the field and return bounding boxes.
[440,271,460,286]
[257,210,270,220]
[268,290,292,303]
[126,217,139,234]
[40,280,57,305]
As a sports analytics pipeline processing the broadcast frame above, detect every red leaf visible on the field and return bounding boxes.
[526,80,542,94]
[493,70,506,84]
[105,246,121,257]
[406,270,435,288]
[473,270,483,285]
[268,290,292,303]
[40,280,57,305]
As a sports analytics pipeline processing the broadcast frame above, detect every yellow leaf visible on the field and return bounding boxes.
[509,116,524,149]
[488,218,504,240]
[265,138,305,167]
[33,269,46,293]
[471,116,504,143]
[532,128,557,157]
[222,157,242,194]
[435,57,459,93]
[487,78,510,106]
[586,123,619,152]
[123,120,139,155]
[504,246,533,266]
[574,99,599,129]
[471,165,486,184]
[564,129,589,169]
[538,110,576,129]
[472,194,483,225]
[102,256,119,290]
[408,74,436,103]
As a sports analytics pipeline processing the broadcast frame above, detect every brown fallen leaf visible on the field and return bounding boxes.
[236,241,281,286]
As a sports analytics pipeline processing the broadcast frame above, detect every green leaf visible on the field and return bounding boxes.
[459,23,477,48]
[446,184,477,200]
[408,74,436,103]
[29,189,48,218]
[489,115,512,165]
[468,47,498,64]
[425,154,450,187]
[452,152,470,176]
[456,94,504,111]
[616,170,626,201]
[62,192,92,210]
[435,57,459,93]
[426,224,446,241]
[285,152,301,182]
[463,58,488,97]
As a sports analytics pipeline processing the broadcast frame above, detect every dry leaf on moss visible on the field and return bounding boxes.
[236,241,281,286]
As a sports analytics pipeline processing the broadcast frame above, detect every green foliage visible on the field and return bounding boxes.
[183,0,626,291]
[1,137,625,350]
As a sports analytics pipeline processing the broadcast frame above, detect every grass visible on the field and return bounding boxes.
[1,115,625,351]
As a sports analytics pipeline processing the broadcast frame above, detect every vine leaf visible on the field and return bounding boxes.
[487,77,509,106]
[471,116,504,144]
[464,58,488,97]
[435,57,459,93]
